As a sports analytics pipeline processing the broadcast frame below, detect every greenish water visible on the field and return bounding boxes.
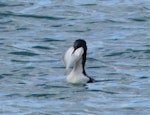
[0,0,150,115]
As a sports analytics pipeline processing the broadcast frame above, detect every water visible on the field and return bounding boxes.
[0,0,150,115]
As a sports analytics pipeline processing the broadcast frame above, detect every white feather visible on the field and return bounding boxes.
[63,47,84,75]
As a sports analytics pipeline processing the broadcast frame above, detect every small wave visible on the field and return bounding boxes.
[128,17,147,22]
[87,66,106,69]
[11,59,54,63]
[35,84,69,89]
[32,46,51,50]
[66,29,91,33]
[42,38,65,42]
[144,50,150,53]
[103,19,125,23]
[26,93,56,98]
[89,89,118,94]
[5,93,22,97]
[16,27,29,30]
[139,76,149,79]
[104,52,127,57]
[0,20,13,24]
[1,73,13,76]
[9,51,39,56]
[0,11,65,20]
[51,24,62,27]
[0,2,8,7]
[0,2,24,7]
[11,59,30,63]
[87,57,98,61]
[80,4,97,6]
[23,66,35,69]
[127,49,150,54]
[0,75,4,79]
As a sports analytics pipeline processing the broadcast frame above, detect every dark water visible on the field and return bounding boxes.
[0,0,150,115]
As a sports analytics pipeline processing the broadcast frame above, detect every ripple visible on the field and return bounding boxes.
[35,84,69,89]
[128,17,147,22]
[5,93,22,98]
[96,79,120,82]
[89,89,118,94]
[23,66,35,69]
[0,75,4,79]
[26,93,56,98]
[0,2,7,7]
[51,24,62,27]
[87,57,98,61]
[104,51,127,57]
[11,59,55,63]
[1,73,13,76]
[0,20,13,24]
[42,38,65,42]
[11,59,30,63]
[16,27,29,30]
[0,2,24,7]
[32,46,52,50]
[9,51,39,56]
[87,66,106,69]
[127,49,150,53]
[0,11,65,20]
[103,19,124,23]
[144,50,150,53]
[80,4,97,6]
[139,76,149,79]
[66,29,91,33]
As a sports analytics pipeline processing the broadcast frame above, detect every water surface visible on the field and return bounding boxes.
[0,0,150,115]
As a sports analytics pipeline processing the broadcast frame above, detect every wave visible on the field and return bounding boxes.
[0,11,65,20]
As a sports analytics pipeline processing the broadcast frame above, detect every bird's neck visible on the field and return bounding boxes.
[72,58,87,76]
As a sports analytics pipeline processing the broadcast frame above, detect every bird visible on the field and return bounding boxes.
[63,39,95,84]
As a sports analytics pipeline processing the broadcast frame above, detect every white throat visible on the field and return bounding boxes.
[67,58,89,84]
[73,58,83,74]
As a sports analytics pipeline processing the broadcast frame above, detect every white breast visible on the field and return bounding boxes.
[67,72,89,84]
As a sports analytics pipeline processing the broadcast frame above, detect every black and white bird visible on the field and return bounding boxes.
[63,39,95,84]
